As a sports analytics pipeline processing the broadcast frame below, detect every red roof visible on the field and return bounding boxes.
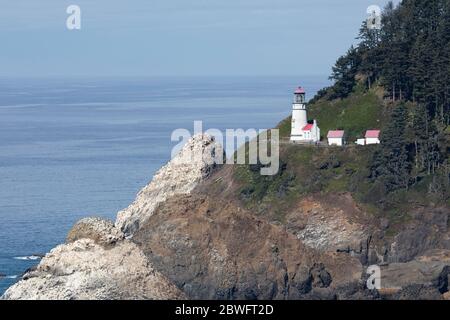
[327,130,345,139]
[295,87,305,94]
[302,123,313,131]
[365,130,381,139]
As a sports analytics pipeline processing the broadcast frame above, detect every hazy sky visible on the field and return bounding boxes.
[0,0,400,77]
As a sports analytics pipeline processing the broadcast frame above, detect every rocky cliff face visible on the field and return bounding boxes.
[116,134,224,236]
[2,134,222,300]
[133,194,365,299]
[2,134,449,300]
[285,194,370,253]
[2,218,184,300]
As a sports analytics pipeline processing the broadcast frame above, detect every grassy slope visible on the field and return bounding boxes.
[234,143,375,223]
[278,85,386,141]
[233,86,442,230]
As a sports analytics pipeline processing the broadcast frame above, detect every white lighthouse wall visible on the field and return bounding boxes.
[291,105,308,138]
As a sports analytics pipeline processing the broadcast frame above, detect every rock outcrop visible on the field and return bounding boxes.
[378,249,450,296]
[133,194,364,299]
[116,134,224,236]
[285,195,370,253]
[66,217,125,249]
[2,134,221,300]
[2,218,184,300]
[2,133,449,300]
[386,207,450,263]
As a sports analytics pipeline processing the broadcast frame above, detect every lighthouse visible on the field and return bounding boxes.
[290,87,320,143]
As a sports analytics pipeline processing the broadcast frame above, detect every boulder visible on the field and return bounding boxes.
[2,238,184,300]
[66,217,124,249]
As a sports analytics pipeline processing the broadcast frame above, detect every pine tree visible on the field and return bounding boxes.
[357,22,382,89]
[329,46,361,99]
[371,104,411,191]
[328,0,449,196]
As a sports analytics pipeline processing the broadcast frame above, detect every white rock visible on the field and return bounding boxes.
[66,217,125,248]
[2,239,184,300]
[2,135,222,300]
[116,133,223,236]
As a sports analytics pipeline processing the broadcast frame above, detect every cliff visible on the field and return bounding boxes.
[2,133,449,300]
[116,134,224,236]
[2,218,184,300]
[2,134,223,300]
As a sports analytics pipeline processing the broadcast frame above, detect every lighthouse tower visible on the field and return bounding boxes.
[290,87,320,143]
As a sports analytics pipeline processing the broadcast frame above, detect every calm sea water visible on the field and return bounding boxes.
[0,76,328,294]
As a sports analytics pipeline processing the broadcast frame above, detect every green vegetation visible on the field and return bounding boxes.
[330,0,450,125]
[370,103,410,192]
[234,143,374,222]
[278,85,384,142]
[327,0,450,195]
[277,117,292,139]
[235,0,450,223]
[234,136,445,224]
[309,87,384,142]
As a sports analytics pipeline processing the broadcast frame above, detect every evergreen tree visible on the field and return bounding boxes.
[371,104,411,191]
[410,104,441,178]
[329,46,361,99]
[357,22,382,89]
[324,0,450,196]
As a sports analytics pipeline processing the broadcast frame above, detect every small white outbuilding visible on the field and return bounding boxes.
[356,138,366,146]
[365,130,381,145]
[327,130,345,146]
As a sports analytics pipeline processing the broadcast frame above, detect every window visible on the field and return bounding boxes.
[295,94,305,104]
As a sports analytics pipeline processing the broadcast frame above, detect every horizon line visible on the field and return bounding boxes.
[0,74,331,79]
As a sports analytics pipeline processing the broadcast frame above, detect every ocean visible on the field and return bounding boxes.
[0,76,328,295]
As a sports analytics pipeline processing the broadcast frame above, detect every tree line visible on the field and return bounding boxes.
[325,0,450,200]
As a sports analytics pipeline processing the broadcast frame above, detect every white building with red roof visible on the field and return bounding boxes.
[365,130,381,145]
[290,87,320,143]
[327,130,345,146]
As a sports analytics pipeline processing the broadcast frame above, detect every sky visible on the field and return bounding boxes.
[0,0,401,77]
